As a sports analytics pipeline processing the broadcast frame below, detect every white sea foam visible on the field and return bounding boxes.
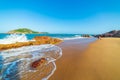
[0,34,28,44]
[62,35,84,40]
[0,44,62,80]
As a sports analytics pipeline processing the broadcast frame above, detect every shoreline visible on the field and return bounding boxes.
[50,38,96,80]
[50,38,120,80]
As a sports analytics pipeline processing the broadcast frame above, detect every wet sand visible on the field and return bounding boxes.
[50,38,120,80]
[49,38,96,80]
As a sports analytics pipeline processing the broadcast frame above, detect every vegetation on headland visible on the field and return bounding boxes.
[7,28,48,34]
[0,36,62,50]
[95,30,120,38]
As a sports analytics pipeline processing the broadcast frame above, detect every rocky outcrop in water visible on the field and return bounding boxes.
[0,36,62,50]
[33,36,62,44]
[81,34,90,37]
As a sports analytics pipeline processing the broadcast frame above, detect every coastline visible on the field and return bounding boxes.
[1,37,120,80]
[50,38,120,80]
[50,38,96,80]
[0,34,94,80]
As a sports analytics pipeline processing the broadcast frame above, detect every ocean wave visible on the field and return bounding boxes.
[62,35,84,40]
[0,34,28,44]
[0,44,62,80]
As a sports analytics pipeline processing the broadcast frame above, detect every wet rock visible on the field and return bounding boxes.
[33,36,62,44]
[0,36,62,50]
[31,58,46,68]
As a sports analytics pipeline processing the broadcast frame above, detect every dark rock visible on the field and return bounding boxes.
[94,30,120,38]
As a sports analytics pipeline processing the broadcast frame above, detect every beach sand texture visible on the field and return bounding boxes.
[50,38,120,80]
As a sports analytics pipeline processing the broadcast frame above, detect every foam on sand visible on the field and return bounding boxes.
[0,44,62,80]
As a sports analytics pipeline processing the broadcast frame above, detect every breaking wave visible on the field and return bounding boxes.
[0,44,62,80]
[62,35,84,40]
[0,34,28,44]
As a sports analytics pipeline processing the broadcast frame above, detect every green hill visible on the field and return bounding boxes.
[7,28,48,34]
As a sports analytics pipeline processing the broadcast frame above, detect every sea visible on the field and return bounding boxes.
[0,33,89,40]
[0,33,92,44]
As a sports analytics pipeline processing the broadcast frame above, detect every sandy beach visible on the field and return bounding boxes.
[50,38,120,80]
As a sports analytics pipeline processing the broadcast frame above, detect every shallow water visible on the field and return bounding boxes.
[0,44,62,80]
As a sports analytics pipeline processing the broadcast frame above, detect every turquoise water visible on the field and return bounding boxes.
[0,33,90,40]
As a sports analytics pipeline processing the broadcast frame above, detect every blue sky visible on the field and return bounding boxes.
[0,0,120,34]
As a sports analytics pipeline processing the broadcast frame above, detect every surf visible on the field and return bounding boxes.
[0,34,62,80]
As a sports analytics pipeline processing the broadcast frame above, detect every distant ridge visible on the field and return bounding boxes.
[7,28,48,34]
